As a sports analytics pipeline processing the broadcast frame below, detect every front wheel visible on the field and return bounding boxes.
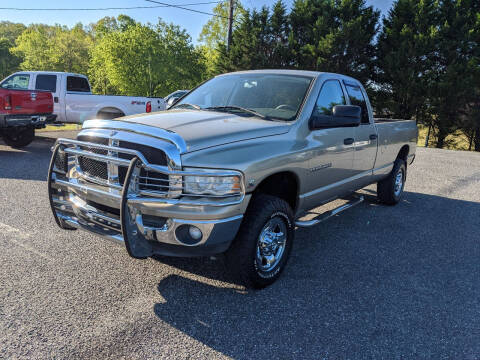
[2,127,35,148]
[225,194,295,289]
[377,159,406,205]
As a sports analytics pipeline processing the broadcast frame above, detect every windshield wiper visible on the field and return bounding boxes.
[205,106,269,120]
[173,103,201,110]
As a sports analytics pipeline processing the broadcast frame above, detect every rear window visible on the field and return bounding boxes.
[35,75,57,92]
[345,84,369,124]
[1,74,30,90]
[67,76,90,93]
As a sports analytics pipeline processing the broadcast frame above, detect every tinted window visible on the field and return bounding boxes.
[313,80,346,116]
[345,84,369,123]
[67,76,90,92]
[1,74,30,89]
[35,75,57,92]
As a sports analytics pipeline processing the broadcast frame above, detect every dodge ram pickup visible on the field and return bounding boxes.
[0,72,165,124]
[47,70,418,288]
[0,81,56,148]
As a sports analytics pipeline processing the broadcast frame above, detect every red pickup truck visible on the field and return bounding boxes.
[0,85,56,148]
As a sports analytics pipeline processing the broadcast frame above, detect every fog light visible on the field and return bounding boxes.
[189,226,202,240]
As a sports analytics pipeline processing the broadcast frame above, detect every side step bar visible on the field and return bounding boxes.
[295,195,364,228]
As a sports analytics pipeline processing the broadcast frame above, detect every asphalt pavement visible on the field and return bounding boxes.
[1,133,479,359]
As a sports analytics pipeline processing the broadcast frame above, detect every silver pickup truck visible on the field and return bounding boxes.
[47,70,417,288]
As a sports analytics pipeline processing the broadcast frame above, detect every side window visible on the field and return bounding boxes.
[67,76,90,92]
[313,80,346,116]
[35,75,57,92]
[345,84,369,124]
[1,74,30,90]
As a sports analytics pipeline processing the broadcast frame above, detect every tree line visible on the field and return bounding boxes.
[0,0,479,150]
[208,0,480,151]
[0,15,206,98]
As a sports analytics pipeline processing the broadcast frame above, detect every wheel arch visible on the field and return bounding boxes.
[397,145,410,163]
[96,106,125,119]
[252,171,300,211]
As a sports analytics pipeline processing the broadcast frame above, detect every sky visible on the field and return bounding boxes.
[0,0,394,43]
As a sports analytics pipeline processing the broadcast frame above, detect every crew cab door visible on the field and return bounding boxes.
[64,75,93,123]
[302,79,355,209]
[33,73,66,122]
[344,81,377,186]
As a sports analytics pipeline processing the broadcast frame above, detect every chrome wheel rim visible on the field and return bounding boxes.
[255,217,287,273]
[394,168,404,197]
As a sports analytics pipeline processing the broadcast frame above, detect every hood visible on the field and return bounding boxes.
[119,109,291,153]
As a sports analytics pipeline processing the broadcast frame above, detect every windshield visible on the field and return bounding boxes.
[1,74,30,90]
[173,73,313,121]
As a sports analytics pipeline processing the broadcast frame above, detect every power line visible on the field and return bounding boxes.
[0,2,222,11]
[145,0,230,19]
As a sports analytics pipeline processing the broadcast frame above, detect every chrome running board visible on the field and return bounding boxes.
[295,195,364,228]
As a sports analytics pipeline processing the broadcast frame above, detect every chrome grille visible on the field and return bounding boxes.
[77,136,109,180]
[77,135,168,188]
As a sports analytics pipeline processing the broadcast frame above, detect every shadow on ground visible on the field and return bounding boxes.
[153,191,480,358]
[0,139,53,181]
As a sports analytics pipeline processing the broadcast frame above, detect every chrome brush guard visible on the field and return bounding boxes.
[47,122,245,258]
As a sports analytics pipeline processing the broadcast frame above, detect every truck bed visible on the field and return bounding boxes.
[0,88,53,116]
[374,119,418,171]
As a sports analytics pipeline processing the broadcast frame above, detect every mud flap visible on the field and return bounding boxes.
[47,143,76,230]
[120,157,154,259]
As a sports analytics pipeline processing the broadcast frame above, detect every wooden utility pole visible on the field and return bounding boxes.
[227,0,234,51]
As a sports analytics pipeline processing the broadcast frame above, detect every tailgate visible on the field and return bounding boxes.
[5,90,53,115]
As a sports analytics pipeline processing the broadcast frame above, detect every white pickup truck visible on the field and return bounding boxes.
[0,72,166,123]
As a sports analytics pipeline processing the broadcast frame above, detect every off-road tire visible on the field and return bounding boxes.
[377,159,406,205]
[225,193,295,289]
[2,127,35,148]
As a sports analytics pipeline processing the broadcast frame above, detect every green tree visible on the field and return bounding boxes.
[198,1,245,75]
[289,0,379,85]
[89,17,205,97]
[428,0,480,148]
[374,0,438,121]
[0,21,26,43]
[0,21,26,79]
[216,1,290,72]
[11,24,92,73]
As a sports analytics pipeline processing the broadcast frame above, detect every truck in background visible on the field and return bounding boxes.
[0,76,56,148]
[0,72,166,124]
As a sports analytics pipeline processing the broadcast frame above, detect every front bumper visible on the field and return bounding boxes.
[48,138,248,258]
[0,113,57,128]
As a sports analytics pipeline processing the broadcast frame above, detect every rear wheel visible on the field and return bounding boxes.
[2,127,35,148]
[97,110,124,120]
[225,194,294,289]
[377,159,406,205]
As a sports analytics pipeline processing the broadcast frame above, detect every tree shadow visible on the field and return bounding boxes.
[153,191,480,358]
[0,138,53,181]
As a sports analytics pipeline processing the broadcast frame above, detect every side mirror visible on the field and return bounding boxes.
[310,105,361,130]
[167,96,180,108]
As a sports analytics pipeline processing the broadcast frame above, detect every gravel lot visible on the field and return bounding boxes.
[1,133,479,359]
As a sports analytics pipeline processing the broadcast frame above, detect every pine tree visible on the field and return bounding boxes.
[374,0,438,121]
[289,0,379,85]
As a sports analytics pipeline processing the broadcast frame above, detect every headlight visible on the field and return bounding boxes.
[183,168,242,196]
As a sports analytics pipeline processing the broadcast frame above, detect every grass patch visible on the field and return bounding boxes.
[37,124,81,132]
[417,124,472,151]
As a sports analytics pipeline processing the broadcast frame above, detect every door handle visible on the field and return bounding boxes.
[369,134,378,140]
[344,138,354,145]
[54,96,59,103]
